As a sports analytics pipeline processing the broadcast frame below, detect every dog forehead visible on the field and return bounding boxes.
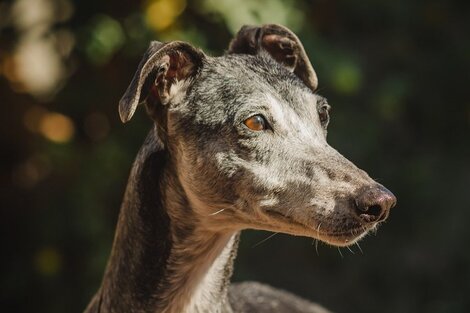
[188,54,315,117]
[210,54,309,92]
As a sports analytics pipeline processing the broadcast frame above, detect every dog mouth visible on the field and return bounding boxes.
[262,209,375,247]
[319,227,374,246]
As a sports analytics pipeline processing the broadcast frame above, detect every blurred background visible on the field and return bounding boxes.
[1,0,469,312]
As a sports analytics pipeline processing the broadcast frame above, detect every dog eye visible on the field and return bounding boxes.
[319,107,329,123]
[244,115,267,131]
[318,104,331,126]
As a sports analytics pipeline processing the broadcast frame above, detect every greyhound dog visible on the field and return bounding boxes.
[84,24,396,313]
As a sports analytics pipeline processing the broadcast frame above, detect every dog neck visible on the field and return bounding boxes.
[91,129,239,313]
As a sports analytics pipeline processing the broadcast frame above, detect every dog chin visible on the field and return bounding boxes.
[320,224,378,247]
[321,231,367,247]
[261,209,378,247]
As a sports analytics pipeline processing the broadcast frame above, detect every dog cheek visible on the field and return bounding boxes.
[214,151,243,179]
[182,151,242,205]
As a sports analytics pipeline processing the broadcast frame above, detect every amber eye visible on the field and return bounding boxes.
[244,115,267,131]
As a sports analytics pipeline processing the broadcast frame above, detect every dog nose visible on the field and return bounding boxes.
[354,186,396,223]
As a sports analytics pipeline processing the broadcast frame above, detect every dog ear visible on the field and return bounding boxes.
[228,24,318,91]
[119,41,205,123]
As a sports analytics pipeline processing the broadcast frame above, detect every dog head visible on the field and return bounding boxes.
[119,24,396,246]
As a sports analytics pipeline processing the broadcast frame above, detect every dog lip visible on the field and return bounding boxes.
[324,228,368,237]
[263,209,374,242]
[262,209,330,237]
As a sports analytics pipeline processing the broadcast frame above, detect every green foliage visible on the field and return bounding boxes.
[1,0,469,313]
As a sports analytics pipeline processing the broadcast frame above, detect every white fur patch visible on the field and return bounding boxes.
[259,197,280,208]
[185,234,236,313]
[264,93,325,145]
[168,79,191,105]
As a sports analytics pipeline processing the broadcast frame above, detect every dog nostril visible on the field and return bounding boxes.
[365,205,383,217]
[355,203,385,223]
[354,186,396,223]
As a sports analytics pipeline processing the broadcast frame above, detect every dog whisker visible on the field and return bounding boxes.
[337,247,344,258]
[252,232,279,248]
[311,239,320,256]
[208,208,226,216]
[316,223,322,236]
[355,242,363,254]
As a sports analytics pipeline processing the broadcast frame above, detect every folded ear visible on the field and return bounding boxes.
[119,41,205,123]
[228,24,318,91]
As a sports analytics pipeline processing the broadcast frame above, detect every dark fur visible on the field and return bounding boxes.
[85,24,395,313]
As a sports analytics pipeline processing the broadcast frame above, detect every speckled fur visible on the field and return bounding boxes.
[85,24,391,313]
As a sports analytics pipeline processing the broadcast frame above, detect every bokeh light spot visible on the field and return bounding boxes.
[85,15,125,65]
[376,78,408,121]
[34,247,63,277]
[332,62,362,94]
[11,154,51,189]
[39,112,75,143]
[198,0,304,34]
[145,0,186,31]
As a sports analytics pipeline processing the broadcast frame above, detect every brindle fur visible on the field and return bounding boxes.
[85,24,396,313]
